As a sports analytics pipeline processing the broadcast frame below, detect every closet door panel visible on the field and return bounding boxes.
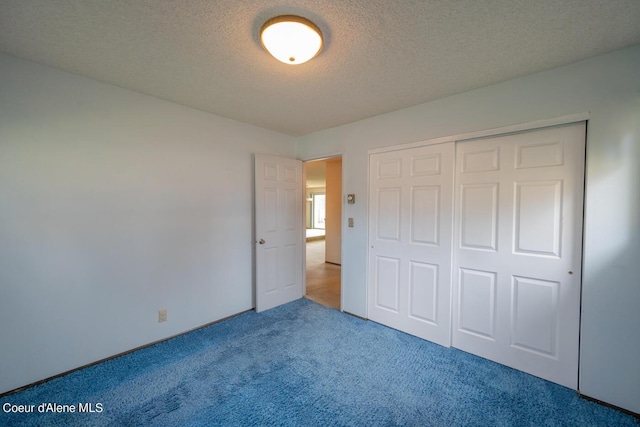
[452,123,585,389]
[368,142,454,347]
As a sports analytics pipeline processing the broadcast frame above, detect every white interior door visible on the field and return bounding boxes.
[368,142,454,346]
[452,123,585,388]
[255,154,304,312]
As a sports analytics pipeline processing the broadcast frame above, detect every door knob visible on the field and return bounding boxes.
[258,239,266,245]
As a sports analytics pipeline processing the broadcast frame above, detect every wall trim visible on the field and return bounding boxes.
[300,152,344,162]
[369,112,590,155]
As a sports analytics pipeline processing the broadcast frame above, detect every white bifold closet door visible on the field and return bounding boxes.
[368,142,454,347]
[368,122,585,389]
[452,123,585,389]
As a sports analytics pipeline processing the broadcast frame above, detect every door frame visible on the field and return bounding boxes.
[368,113,590,156]
[302,153,344,310]
[365,113,589,385]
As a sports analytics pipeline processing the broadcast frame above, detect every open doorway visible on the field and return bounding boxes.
[305,157,342,309]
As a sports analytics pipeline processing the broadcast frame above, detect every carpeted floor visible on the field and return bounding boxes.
[1,299,637,426]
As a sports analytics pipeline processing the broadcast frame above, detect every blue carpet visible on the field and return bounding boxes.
[1,298,637,426]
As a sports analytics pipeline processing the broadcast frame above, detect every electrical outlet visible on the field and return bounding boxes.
[158,309,167,323]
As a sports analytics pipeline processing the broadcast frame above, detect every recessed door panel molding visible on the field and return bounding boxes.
[377,188,401,241]
[514,181,562,257]
[369,142,454,347]
[452,122,585,389]
[409,261,438,324]
[460,183,499,251]
[458,268,496,339]
[264,188,278,233]
[378,158,402,179]
[284,188,297,231]
[264,163,278,180]
[410,186,440,246]
[265,247,278,293]
[511,276,559,357]
[411,154,441,176]
[461,147,500,173]
[375,256,400,312]
[284,166,297,182]
[281,244,297,289]
[515,140,564,169]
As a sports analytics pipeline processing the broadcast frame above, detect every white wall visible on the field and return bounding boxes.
[297,45,640,413]
[0,54,295,394]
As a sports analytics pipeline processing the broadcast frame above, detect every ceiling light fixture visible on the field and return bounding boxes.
[260,15,323,65]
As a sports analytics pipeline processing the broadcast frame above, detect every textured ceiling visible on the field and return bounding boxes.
[1,1,640,136]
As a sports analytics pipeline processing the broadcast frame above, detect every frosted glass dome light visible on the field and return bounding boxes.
[260,15,323,65]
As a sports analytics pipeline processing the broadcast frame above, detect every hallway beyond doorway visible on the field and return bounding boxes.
[305,239,340,309]
[306,228,325,240]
